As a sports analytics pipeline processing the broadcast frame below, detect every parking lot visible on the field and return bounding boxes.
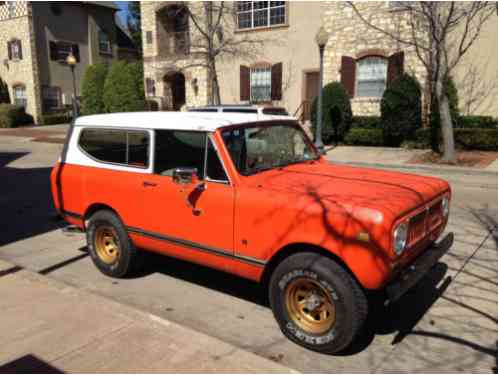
[0,129,497,372]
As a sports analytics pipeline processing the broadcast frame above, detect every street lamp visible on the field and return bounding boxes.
[314,26,329,154]
[66,52,78,118]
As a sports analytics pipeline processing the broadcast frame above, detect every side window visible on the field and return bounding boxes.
[79,128,149,167]
[154,130,206,177]
[206,137,228,182]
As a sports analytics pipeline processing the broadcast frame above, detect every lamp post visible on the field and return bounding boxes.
[314,26,329,154]
[66,52,78,118]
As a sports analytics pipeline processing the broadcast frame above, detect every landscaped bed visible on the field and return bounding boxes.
[407,150,498,168]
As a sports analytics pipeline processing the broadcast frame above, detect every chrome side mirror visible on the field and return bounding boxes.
[172,167,198,185]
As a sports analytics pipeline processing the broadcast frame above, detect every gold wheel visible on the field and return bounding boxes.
[94,226,120,264]
[285,278,336,334]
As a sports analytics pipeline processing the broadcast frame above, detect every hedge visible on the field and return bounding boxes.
[0,78,9,104]
[103,61,145,113]
[381,74,422,146]
[81,63,108,115]
[351,116,381,129]
[41,113,72,125]
[455,116,498,129]
[311,82,352,143]
[344,128,384,146]
[414,127,498,151]
[0,104,33,128]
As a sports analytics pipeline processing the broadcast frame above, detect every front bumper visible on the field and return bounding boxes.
[386,232,454,303]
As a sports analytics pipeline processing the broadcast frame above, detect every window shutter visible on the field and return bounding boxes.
[240,65,250,101]
[7,41,12,60]
[72,44,80,62]
[340,56,356,98]
[271,62,282,101]
[387,51,404,85]
[49,41,58,61]
[16,40,22,60]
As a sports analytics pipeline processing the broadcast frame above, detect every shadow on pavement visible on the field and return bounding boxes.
[0,152,61,247]
[0,354,64,374]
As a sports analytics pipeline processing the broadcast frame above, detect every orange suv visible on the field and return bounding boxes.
[51,112,453,353]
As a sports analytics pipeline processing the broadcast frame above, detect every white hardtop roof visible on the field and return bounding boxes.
[74,111,295,132]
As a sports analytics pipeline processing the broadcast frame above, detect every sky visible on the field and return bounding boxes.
[115,1,130,26]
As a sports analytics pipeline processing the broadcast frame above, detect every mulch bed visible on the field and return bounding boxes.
[0,129,66,138]
[407,150,498,168]
[31,137,65,144]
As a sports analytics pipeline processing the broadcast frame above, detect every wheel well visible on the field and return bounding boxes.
[83,203,119,228]
[260,243,361,290]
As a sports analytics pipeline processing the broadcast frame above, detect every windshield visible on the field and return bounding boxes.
[221,122,318,176]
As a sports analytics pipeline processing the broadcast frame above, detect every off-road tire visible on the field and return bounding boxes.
[86,210,139,278]
[269,252,368,354]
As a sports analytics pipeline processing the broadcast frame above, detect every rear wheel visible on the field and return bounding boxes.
[86,210,139,278]
[269,252,368,354]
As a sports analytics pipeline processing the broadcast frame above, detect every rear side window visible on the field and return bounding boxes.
[79,128,149,168]
[223,108,257,113]
[262,107,288,116]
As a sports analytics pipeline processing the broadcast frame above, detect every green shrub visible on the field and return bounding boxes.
[446,77,459,121]
[81,63,108,115]
[0,78,9,104]
[0,104,33,128]
[344,128,384,146]
[351,116,381,129]
[41,113,72,125]
[103,61,146,113]
[414,127,498,151]
[455,116,498,129]
[381,74,422,146]
[310,82,352,143]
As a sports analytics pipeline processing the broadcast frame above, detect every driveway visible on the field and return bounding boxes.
[0,132,496,372]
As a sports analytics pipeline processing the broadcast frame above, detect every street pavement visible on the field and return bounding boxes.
[0,128,497,373]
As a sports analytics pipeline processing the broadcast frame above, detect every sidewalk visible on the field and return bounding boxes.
[0,259,294,373]
[326,146,498,175]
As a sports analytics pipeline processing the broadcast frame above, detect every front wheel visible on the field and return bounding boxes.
[269,252,368,354]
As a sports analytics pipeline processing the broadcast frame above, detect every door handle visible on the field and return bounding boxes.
[143,181,157,187]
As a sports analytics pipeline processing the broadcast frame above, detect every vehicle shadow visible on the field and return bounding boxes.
[0,152,61,248]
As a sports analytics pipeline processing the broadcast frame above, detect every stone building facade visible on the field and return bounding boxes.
[0,1,137,124]
[141,1,498,119]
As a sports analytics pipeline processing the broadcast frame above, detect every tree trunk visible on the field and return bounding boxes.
[211,60,221,105]
[435,77,456,163]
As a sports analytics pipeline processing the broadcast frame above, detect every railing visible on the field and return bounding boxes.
[0,1,28,21]
[293,100,311,123]
[157,31,190,57]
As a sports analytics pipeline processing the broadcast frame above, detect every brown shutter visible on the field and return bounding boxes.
[340,56,356,98]
[49,41,58,60]
[240,65,250,101]
[72,44,80,62]
[271,62,282,101]
[7,41,12,60]
[387,51,404,85]
[16,40,22,60]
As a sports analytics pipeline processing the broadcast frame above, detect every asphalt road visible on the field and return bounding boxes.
[1,134,497,373]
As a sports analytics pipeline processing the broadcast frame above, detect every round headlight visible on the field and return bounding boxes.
[442,196,450,217]
[393,222,408,255]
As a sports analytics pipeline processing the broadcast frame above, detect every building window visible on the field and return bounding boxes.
[7,39,22,60]
[356,56,387,98]
[13,85,27,108]
[42,86,61,111]
[98,30,112,55]
[49,41,80,63]
[237,1,286,30]
[250,66,271,102]
[7,1,16,17]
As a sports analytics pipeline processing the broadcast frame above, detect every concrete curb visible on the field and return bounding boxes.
[330,160,498,177]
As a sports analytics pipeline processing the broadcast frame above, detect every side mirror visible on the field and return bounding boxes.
[172,167,199,185]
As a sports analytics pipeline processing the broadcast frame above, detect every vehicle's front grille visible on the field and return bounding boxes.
[407,198,443,247]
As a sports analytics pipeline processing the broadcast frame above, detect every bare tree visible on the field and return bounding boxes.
[167,2,268,105]
[349,2,496,163]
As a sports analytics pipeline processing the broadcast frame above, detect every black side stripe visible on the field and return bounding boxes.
[62,210,83,220]
[126,226,266,267]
